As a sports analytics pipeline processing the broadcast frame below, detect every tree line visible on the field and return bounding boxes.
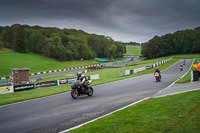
[141,26,200,59]
[0,24,126,61]
[121,41,140,46]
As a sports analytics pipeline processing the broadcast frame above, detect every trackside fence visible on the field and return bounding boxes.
[107,57,173,78]
[124,57,173,76]
[0,64,101,80]
[0,74,99,94]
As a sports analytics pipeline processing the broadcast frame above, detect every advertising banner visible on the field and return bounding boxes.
[125,70,130,76]
[59,79,68,84]
[35,81,57,88]
[0,86,14,94]
[145,65,153,70]
[90,74,99,79]
[14,84,35,92]
[67,78,76,84]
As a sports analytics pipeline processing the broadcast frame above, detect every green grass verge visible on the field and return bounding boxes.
[0,84,71,106]
[125,45,141,55]
[68,90,200,133]
[0,48,98,77]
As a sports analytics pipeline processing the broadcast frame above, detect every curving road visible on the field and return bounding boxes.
[0,59,193,133]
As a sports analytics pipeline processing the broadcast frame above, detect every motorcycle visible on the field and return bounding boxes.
[154,72,161,82]
[71,79,94,99]
[180,65,183,71]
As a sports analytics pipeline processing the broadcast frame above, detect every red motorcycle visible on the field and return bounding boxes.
[154,72,161,82]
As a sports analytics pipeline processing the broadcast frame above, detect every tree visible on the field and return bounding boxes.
[12,25,28,53]
[142,36,160,59]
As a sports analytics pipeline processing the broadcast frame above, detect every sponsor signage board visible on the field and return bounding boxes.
[14,84,34,92]
[59,79,68,84]
[146,65,153,70]
[0,86,14,94]
[35,81,57,88]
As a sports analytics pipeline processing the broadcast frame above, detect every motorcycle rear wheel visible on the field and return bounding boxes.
[71,89,79,99]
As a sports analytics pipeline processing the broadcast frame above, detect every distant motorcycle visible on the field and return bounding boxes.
[180,65,183,71]
[71,79,94,99]
[154,72,161,82]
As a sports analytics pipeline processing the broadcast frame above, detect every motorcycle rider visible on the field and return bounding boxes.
[180,64,183,71]
[76,71,89,92]
[183,59,185,65]
[154,67,161,78]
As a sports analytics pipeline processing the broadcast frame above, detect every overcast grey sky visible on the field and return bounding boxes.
[0,0,200,43]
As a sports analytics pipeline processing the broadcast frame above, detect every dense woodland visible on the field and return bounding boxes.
[0,24,126,61]
[141,26,200,59]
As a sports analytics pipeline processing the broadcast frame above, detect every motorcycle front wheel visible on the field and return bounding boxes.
[87,87,94,96]
[71,89,79,99]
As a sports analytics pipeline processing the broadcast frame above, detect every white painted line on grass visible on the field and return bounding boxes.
[154,88,200,98]
[59,97,151,133]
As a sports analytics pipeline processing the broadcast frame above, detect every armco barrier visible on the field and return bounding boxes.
[0,63,101,80]
[125,57,173,76]
[11,74,99,92]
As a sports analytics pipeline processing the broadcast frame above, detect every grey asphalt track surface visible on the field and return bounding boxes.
[0,59,194,133]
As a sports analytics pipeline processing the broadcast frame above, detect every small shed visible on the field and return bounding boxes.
[11,68,30,86]
[95,58,109,62]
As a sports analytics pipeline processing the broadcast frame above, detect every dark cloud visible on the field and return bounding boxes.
[0,0,200,42]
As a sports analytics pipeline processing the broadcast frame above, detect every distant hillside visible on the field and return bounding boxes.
[141,26,200,59]
[125,45,141,56]
[0,24,126,61]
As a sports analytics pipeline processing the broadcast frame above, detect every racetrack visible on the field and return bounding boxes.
[0,59,194,133]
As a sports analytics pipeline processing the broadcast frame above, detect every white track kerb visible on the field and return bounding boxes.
[60,59,196,133]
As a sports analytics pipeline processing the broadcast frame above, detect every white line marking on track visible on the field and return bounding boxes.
[59,97,151,133]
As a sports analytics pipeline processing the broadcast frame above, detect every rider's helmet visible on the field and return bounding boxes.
[77,72,82,78]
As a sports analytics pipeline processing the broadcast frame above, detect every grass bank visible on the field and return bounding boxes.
[0,48,98,77]
[125,45,141,55]
[68,90,200,133]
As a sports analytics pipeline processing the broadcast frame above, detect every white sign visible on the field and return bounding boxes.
[90,74,99,80]
[0,86,14,94]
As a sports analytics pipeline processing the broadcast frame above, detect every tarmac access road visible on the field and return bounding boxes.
[0,69,85,85]
[0,59,194,133]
